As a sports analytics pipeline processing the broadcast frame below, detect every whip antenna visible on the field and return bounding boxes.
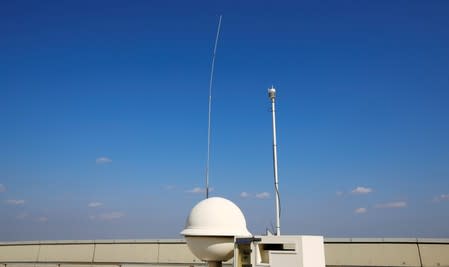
[206,15,222,199]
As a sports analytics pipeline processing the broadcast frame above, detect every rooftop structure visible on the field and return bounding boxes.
[1,238,449,267]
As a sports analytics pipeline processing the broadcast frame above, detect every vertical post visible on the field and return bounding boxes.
[208,261,222,267]
[268,86,280,236]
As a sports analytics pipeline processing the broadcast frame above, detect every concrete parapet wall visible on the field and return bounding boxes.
[419,243,449,267]
[0,244,39,262]
[94,243,159,263]
[0,238,448,267]
[325,243,421,266]
[38,244,95,262]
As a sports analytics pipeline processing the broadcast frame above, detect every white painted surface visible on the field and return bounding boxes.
[185,236,235,261]
[248,235,325,267]
[300,236,326,267]
[181,197,251,236]
[181,197,251,262]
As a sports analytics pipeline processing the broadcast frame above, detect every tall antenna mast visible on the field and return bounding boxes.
[268,86,281,236]
[205,15,222,199]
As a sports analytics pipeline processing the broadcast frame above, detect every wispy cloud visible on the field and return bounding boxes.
[91,212,125,221]
[433,194,449,202]
[186,187,213,194]
[96,157,112,164]
[375,201,407,209]
[351,186,373,194]
[17,212,28,220]
[164,185,175,190]
[255,192,270,199]
[0,184,5,192]
[88,202,103,208]
[240,192,250,198]
[99,212,124,220]
[6,199,25,205]
[186,187,205,194]
[355,207,367,214]
[36,216,48,223]
[336,191,344,196]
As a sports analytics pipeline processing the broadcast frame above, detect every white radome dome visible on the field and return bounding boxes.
[181,197,251,237]
[181,197,251,261]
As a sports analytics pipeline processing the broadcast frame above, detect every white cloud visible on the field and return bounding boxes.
[96,157,112,164]
[186,187,213,194]
[99,212,124,220]
[375,201,407,209]
[164,185,175,190]
[433,194,449,202]
[351,186,373,194]
[355,207,367,214]
[36,216,48,223]
[0,184,5,192]
[240,192,250,198]
[17,212,28,220]
[255,192,270,199]
[88,202,103,208]
[6,199,25,205]
[336,191,344,196]
[187,187,205,194]
[91,212,125,221]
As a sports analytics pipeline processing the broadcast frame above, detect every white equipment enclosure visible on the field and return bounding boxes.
[234,235,325,267]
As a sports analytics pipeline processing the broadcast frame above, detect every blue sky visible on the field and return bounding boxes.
[1,0,449,241]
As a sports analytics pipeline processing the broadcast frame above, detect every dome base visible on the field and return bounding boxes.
[185,236,234,261]
[208,261,222,267]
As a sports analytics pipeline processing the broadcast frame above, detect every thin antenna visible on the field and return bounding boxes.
[268,86,281,236]
[206,15,222,199]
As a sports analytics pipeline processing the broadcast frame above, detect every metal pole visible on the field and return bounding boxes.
[268,86,280,236]
[208,261,222,267]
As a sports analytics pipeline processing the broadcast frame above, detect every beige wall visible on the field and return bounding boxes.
[0,238,448,267]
